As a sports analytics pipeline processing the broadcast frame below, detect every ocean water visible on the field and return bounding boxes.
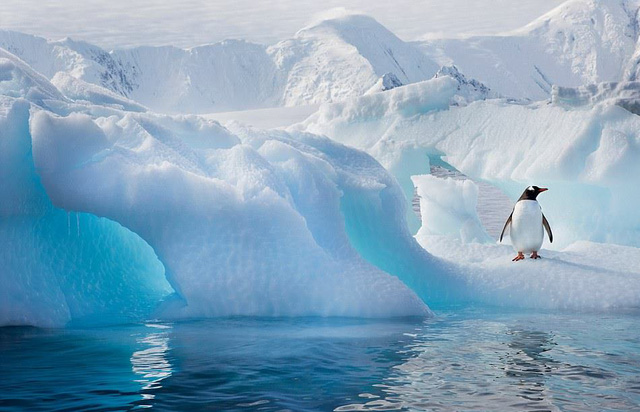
[1,308,639,411]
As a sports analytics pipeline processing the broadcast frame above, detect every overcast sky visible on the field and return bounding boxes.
[0,0,566,49]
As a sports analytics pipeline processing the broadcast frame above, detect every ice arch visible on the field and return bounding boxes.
[1,99,171,327]
[23,106,429,323]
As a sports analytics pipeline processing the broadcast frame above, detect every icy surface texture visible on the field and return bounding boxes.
[299,76,640,248]
[552,81,640,115]
[0,97,171,328]
[0,49,429,326]
[412,175,492,243]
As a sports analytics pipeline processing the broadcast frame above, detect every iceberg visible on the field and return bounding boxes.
[0,48,430,327]
[297,71,640,310]
[298,76,640,248]
[4,0,640,327]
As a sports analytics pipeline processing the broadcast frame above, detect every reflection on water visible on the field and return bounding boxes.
[503,328,556,411]
[1,309,640,411]
[334,310,640,412]
[130,323,173,408]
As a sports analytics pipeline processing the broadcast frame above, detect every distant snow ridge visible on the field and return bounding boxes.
[5,1,640,110]
[434,65,494,104]
[419,0,640,100]
[271,14,439,106]
[0,13,440,114]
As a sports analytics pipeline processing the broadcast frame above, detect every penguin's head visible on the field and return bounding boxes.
[520,185,548,200]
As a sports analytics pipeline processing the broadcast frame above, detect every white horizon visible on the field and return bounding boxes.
[0,0,565,49]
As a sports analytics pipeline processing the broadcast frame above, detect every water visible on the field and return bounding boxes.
[1,308,639,411]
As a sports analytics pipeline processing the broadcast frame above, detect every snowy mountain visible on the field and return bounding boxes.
[0,13,439,114]
[269,13,439,106]
[419,0,640,100]
[4,1,640,111]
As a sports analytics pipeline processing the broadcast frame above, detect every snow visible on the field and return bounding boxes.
[298,76,640,248]
[0,49,430,326]
[419,0,640,100]
[51,71,147,112]
[3,1,640,326]
[0,48,65,106]
[205,105,320,129]
[419,235,640,311]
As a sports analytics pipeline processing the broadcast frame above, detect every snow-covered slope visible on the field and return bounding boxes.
[419,0,640,100]
[269,13,439,106]
[111,41,282,113]
[4,1,640,109]
[0,13,439,114]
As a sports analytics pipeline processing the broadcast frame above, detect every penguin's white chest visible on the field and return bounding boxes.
[510,200,544,253]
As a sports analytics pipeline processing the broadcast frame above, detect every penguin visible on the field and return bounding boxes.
[499,186,553,261]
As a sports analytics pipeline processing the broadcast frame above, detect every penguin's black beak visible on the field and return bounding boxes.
[539,188,548,192]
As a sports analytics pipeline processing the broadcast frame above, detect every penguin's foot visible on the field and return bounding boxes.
[512,252,525,262]
[530,251,541,259]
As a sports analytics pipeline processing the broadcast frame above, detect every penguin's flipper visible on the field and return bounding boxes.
[542,213,553,243]
[499,211,513,242]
